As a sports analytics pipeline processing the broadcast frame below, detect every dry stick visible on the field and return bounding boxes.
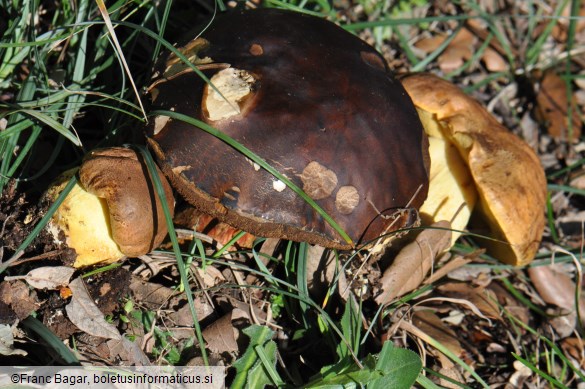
[4,250,66,266]
[191,265,216,310]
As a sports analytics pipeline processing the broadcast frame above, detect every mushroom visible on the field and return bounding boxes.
[47,10,546,269]
[402,73,547,266]
[144,8,430,249]
[48,148,174,268]
[48,8,430,266]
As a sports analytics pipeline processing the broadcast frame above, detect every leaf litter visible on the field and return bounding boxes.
[2,0,585,386]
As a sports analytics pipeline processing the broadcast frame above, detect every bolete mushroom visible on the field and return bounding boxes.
[402,73,547,266]
[144,8,431,249]
[47,148,174,268]
[47,9,546,269]
[48,8,430,267]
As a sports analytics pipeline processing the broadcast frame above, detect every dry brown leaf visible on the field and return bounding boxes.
[481,47,507,72]
[106,337,151,366]
[415,29,476,73]
[306,245,338,297]
[170,298,215,326]
[245,238,280,285]
[375,221,452,305]
[424,255,473,286]
[437,367,465,389]
[4,266,75,290]
[552,2,585,42]
[509,360,533,387]
[195,265,226,289]
[561,337,585,368]
[415,28,508,73]
[489,282,530,328]
[0,281,40,320]
[203,308,249,354]
[528,265,585,318]
[130,277,176,309]
[412,310,462,368]
[414,35,445,53]
[65,277,121,340]
[438,282,501,320]
[536,70,582,141]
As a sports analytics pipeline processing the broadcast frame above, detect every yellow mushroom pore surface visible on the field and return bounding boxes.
[49,180,124,267]
[417,109,478,245]
[402,73,546,265]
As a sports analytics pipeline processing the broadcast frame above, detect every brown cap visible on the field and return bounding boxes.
[402,73,547,265]
[79,147,175,256]
[146,8,429,249]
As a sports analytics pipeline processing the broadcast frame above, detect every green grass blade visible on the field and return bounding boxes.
[21,316,80,365]
[512,353,567,387]
[134,145,209,366]
[17,109,82,146]
[95,0,147,121]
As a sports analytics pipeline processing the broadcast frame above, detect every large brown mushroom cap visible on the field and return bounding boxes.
[402,73,547,265]
[146,8,430,249]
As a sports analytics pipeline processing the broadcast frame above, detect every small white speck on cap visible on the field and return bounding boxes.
[273,180,286,192]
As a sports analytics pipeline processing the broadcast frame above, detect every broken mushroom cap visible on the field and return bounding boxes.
[146,8,430,249]
[47,147,175,267]
[78,147,175,258]
[402,73,547,266]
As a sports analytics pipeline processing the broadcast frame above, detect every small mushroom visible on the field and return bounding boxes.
[146,8,430,249]
[402,73,547,266]
[47,148,174,267]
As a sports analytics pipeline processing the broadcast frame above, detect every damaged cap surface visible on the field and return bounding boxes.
[147,8,429,249]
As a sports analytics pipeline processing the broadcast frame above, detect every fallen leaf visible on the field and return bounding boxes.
[0,324,27,356]
[65,277,121,340]
[437,367,465,389]
[375,221,452,305]
[305,245,337,297]
[528,264,585,320]
[413,310,462,359]
[0,281,40,320]
[399,310,463,372]
[4,266,75,290]
[415,29,477,73]
[195,265,226,289]
[203,309,249,354]
[489,282,530,330]
[481,47,507,72]
[438,282,501,320]
[552,2,585,42]
[509,360,533,387]
[107,337,151,366]
[130,277,176,309]
[424,254,473,286]
[561,337,585,368]
[170,298,215,326]
[535,70,582,141]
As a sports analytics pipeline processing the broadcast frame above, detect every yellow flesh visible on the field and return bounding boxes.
[47,174,124,268]
[417,109,478,246]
